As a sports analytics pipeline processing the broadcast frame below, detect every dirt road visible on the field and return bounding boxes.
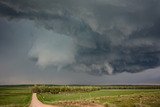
[29,93,104,107]
[29,93,59,107]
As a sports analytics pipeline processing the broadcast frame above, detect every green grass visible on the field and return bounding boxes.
[99,91,160,107]
[38,89,160,107]
[0,86,32,107]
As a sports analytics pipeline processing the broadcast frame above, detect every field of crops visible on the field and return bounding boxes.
[0,86,32,107]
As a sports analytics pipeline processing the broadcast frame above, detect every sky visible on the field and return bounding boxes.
[0,0,160,85]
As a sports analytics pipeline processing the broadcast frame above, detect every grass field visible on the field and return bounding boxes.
[37,88,160,107]
[0,86,32,107]
[0,85,160,107]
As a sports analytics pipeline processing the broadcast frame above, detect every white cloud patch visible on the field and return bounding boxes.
[29,28,75,70]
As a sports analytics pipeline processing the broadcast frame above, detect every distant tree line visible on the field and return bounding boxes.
[31,85,160,94]
[32,85,101,94]
[100,85,160,89]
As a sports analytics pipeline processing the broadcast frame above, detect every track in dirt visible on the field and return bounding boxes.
[29,93,59,107]
[29,93,104,107]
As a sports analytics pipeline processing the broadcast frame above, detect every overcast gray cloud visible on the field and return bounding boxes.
[0,0,160,84]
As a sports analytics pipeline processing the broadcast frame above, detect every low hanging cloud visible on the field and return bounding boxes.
[29,29,75,70]
[1,0,160,75]
[72,62,113,75]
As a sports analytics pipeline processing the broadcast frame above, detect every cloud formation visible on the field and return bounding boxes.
[0,0,160,74]
[29,29,75,70]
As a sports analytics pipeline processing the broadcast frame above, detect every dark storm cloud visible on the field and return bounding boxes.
[0,1,68,20]
[0,0,160,75]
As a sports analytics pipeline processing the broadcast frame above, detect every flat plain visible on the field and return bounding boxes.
[0,85,160,107]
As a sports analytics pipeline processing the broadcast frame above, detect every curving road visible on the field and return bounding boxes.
[29,93,59,107]
[29,93,104,107]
